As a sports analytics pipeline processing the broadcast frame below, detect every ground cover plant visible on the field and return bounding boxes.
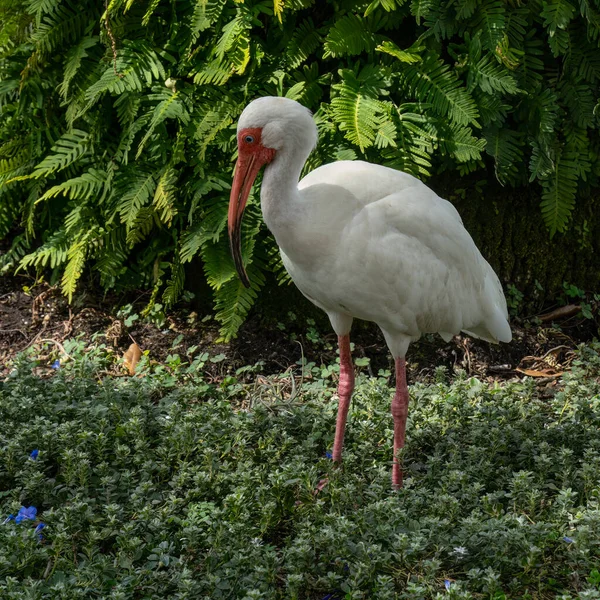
[1,339,600,598]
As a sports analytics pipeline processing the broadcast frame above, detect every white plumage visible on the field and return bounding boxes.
[228,96,511,487]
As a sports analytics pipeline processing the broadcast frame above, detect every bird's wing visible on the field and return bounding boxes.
[294,161,510,343]
[300,160,464,224]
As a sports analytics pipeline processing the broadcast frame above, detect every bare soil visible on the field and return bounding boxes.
[1,274,597,388]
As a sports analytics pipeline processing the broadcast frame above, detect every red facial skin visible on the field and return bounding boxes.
[228,127,276,287]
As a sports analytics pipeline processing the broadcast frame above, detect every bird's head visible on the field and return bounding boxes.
[228,97,317,288]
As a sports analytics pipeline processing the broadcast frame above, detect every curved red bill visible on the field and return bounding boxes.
[228,130,275,288]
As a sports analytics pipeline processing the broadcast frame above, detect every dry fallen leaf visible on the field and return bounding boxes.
[123,342,142,375]
[515,368,564,378]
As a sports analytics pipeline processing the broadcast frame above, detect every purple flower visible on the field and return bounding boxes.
[3,514,14,524]
[35,522,45,541]
[29,449,39,461]
[444,579,452,591]
[15,506,37,524]
[51,359,60,370]
[325,450,333,460]
[563,536,574,543]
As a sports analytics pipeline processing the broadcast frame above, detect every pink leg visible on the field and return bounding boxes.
[391,358,409,488]
[332,334,355,463]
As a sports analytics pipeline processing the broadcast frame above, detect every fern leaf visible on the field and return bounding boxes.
[190,0,226,38]
[540,146,578,235]
[31,129,89,178]
[471,0,506,51]
[376,40,422,64]
[163,254,185,306]
[193,99,240,159]
[469,55,519,95]
[410,0,433,24]
[37,169,106,202]
[285,18,322,68]
[59,36,99,100]
[117,169,156,238]
[331,66,390,151]
[214,261,266,341]
[137,90,189,159]
[484,126,523,184]
[541,0,575,35]
[323,14,377,58]
[61,237,88,301]
[274,0,284,23]
[401,54,480,126]
[153,167,178,226]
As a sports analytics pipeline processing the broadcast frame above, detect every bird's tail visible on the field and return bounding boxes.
[463,265,512,344]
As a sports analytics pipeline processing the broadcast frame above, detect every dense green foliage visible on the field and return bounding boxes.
[1,0,600,337]
[1,341,600,597]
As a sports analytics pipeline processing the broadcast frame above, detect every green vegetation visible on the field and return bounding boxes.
[1,340,600,598]
[1,0,600,338]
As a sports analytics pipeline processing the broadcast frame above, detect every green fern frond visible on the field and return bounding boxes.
[37,169,106,202]
[323,14,377,58]
[84,43,166,108]
[59,36,99,100]
[153,167,178,226]
[96,229,128,288]
[540,146,578,235]
[32,4,93,54]
[560,81,595,128]
[469,55,519,95]
[383,104,432,177]
[214,260,266,341]
[529,137,554,182]
[410,0,432,25]
[117,169,156,238]
[518,32,544,89]
[285,18,322,68]
[137,90,189,158]
[331,66,390,151]
[274,0,284,23]
[163,254,185,306]
[376,40,422,64]
[193,99,240,159]
[471,0,506,51]
[190,0,226,38]
[61,236,88,301]
[285,63,324,106]
[455,0,477,20]
[31,129,89,178]
[365,0,406,16]
[401,54,480,126]
[142,0,162,26]
[541,0,575,36]
[484,126,523,184]
[442,125,486,162]
[20,227,69,269]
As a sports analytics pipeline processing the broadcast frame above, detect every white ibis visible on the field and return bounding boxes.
[228,97,512,488]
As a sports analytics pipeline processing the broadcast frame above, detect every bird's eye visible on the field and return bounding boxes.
[244,135,254,144]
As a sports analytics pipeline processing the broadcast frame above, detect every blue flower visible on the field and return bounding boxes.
[35,522,45,541]
[3,514,14,524]
[15,506,37,524]
[51,359,60,370]
[563,536,574,543]
[30,449,39,461]
[444,579,452,591]
[325,450,333,460]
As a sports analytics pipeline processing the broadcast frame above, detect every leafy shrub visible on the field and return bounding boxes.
[1,341,600,597]
[1,0,600,338]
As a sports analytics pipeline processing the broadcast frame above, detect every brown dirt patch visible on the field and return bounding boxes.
[1,274,597,388]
